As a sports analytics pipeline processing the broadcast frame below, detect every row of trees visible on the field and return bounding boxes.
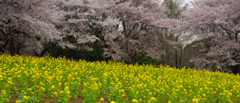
[181,0,240,73]
[0,0,178,63]
[0,0,240,73]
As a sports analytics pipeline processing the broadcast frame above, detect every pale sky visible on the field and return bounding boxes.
[183,0,193,8]
[184,0,193,4]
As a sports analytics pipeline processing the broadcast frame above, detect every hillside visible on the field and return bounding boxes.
[0,54,239,103]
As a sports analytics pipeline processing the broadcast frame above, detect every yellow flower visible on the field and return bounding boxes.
[7,78,14,85]
[64,86,69,91]
[54,92,58,96]
[110,101,116,103]
[149,92,152,95]
[150,97,157,102]
[100,98,104,103]
[168,101,171,103]
[40,87,45,91]
[192,98,199,103]
[66,91,70,95]
[2,90,6,95]
[39,82,44,86]
[51,85,55,89]
[202,94,206,97]
[132,99,138,103]
[0,75,3,80]
[16,100,21,103]
[23,96,29,100]
[58,83,62,87]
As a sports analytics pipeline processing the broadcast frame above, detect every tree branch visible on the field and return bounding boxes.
[128,23,138,37]
[219,25,234,40]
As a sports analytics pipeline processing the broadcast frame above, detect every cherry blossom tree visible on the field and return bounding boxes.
[51,0,121,59]
[0,0,180,64]
[0,0,113,57]
[61,0,177,63]
[160,0,187,68]
[100,0,179,63]
[180,0,240,73]
[0,0,62,55]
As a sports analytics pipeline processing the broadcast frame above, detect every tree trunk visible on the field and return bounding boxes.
[36,44,56,57]
[16,42,21,55]
[0,40,9,53]
[48,46,58,57]
[128,53,136,64]
[71,49,82,60]
[175,50,178,68]
[65,48,69,59]
[179,46,183,68]
[80,50,84,59]
[230,65,239,74]
[105,57,112,62]
[9,36,15,56]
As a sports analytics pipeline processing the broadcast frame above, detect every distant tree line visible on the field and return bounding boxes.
[0,0,239,74]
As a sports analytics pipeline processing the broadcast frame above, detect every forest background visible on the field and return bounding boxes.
[0,0,240,74]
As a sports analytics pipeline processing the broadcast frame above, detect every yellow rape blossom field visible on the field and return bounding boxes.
[0,54,240,103]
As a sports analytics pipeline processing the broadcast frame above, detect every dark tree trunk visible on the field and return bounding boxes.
[132,53,137,64]
[16,42,21,54]
[71,49,83,59]
[0,40,9,53]
[179,46,183,68]
[80,50,84,59]
[230,65,239,74]
[65,48,69,59]
[105,57,112,62]
[48,46,58,57]
[9,36,15,56]
[175,50,178,68]
[128,53,136,64]
[36,44,56,57]
[0,48,4,54]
